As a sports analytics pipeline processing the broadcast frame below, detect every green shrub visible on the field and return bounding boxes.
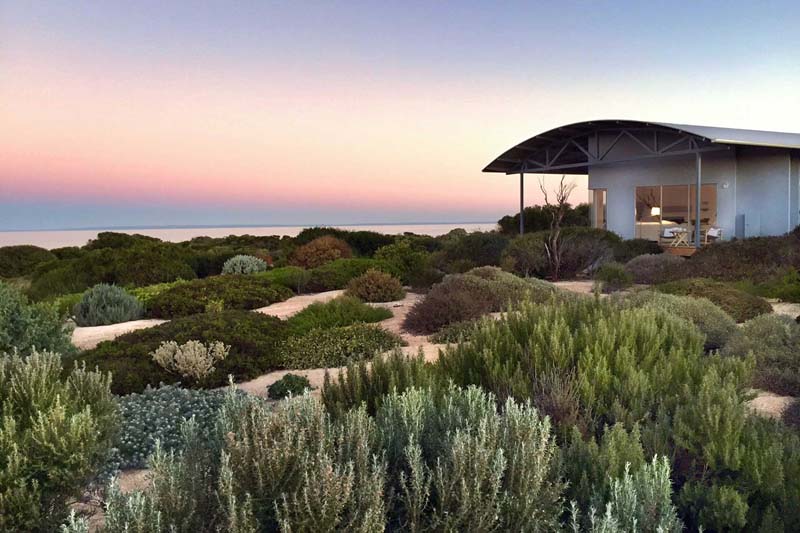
[267,373,312,399]
[294,226,395,255]
[71,310,290,395]
[406,266,445,291]
[128,279,190,308]
[0,281,74,356]
[345,268,405,302]
[402,267,556,334]
[0,350,117,531]
[306,257,399,292]
[286,295,392,336]
[373,239,431,283]
[255,266,311,293]
[734,267,800,303]
[146,274,292,318]
[612,289,737,351]
[289,235,352,268]
[685,232,800,281]
[428,318,484,344]
[656,278,772,322]
[722,314,800,396]
[221,254,268,274]
[612,238,663,263]
[500,233,548,277]
[96,385,564,532]
[84,231,160,250]
[281,324,402,369]
[497,203,590,234]
[115,384,226,469]
[50,291,83,317]
[73,283,143,326]
[593,261,633,293]
[0,244,56,278]
[624,253,685,284]
[558,227,619,278]
[437,230,510,270]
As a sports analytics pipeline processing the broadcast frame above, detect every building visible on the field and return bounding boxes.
[484,120,800,252]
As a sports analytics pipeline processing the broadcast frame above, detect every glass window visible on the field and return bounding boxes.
[591,189,607,229]
[635,186,661,240]
[634,184,718,242]
[690,184,718,230]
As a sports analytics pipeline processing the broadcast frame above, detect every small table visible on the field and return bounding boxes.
[663,227,690,247]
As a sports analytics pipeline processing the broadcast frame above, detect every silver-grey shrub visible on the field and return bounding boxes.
[623,253,684,284]
[73,283,143,326]
[221,254,267,275]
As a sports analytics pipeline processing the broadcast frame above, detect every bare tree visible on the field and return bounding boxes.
[540,175,576,281]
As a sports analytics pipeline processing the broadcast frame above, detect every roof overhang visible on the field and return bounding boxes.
[483,120,800,175]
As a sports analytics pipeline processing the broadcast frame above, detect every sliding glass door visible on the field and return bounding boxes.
[590,189,607,229]
[635,184,717,241]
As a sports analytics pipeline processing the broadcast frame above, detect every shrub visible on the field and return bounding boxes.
[500,233,548,277]
[221,254,267,274]
[734,267,800,303]
[0,281,74,356]
[406,266,445,291]
[722,314,800,396]
[656,278,772,322]
[306,257,399,292]
[558,227,618,278]
[612,238,663,263]
[146,274,292,318]
[72,283,144,326]
[428,318,484,344]
[685,232,800,281]
[151,340,230,382]
[345,269,405,302]
[96,385,564,532]
[51,291,83,317]
[402,267,556,334]
[0,244,56,278]
[280,324,402,369]
[497,203,590,234]
[290,235,352,268]
[0,350,117,531]
[71,310,290,394]
[294,227,395,255]
[612,289,737,351]
[437,231,510,269]
[255,266,311,293]
[286,295,392,336]
[115,385,226,469]
[267,373,312,399]
[593,261,633,293]
[624,253,685,284]
[373,239,431,283]
[128,279,190,308]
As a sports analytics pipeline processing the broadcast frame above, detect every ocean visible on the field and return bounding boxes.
[0,222,497,249]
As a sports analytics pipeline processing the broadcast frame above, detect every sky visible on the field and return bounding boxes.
[2,1,799,231]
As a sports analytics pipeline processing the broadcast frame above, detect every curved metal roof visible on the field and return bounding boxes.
[483,119,800,174]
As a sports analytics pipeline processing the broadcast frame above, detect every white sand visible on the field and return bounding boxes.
[71,320,167,350]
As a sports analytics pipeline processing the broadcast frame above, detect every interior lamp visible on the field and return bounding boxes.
[650,206,661,216]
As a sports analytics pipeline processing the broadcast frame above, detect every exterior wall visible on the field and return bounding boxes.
[587,150,737,240]
[735,147,794,236]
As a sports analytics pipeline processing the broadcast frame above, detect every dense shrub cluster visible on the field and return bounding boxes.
[286,295,392,336]
[306,257,399,292]
[128,279,189,308]
[72,310,290,394]
[656,278,772,322]
[115,385,226,469]
[435,230,510,271]
[0,244,55,278]
[373,238,431,283]
[73,283,143,326]
[722,314,800,396]
[267,373,312,399]
[624,253,685,284]
[294,226,396,255]
[497,203,590,234]
[593,261,633,293]
[146,274,292,318]
[686,231,800,281]
[281,323,402,369]
[0,281,74,356]
[255,265,311,293]
[151,339,230,381]
[403,267,557,334]
[0,351,117,531]
[500,233,549,277]
[428,318,484,344]
[221,254,267,274]
[290,235,352,268]
[345,268,405,302]
[612,238,663,263]
[734,267,800,303]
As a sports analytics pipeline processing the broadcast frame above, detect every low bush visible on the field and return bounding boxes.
[437,230,510,270]
[128,279,190,308]
[373,239,431,283]
[73,283,144,326]
[345,268,405,302]
[497,203,590,234]
[221,254,268,274]
[734,267,800,303]
[722,314,800,396]
[255,266,311,293]
[593,261,633,293]
[294,226,396,255]
[656,278,772,322]
[280,323,402,369]
[0,281,74,356]
[612,238,663,263]
[51,291,84,317]
[146,274,292,318]
[151,340,230,382]
[500,233,548,277]
[685,232,800,281]
[0,244,56,278]
[267,373,312,399]
[612,289,737,351]
[428,318,484,344]
[71,310,290,395]
[406,266,445,291]
[558,227,618,278]
[305,257,399,292]
[289,235,352,268]
[0,350,117,531]
[115,385,226,469]
[286,295,392,336]
[403,267,556,334]
[624,253,685,284]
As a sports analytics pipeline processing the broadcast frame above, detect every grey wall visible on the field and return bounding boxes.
[735,147,793,237]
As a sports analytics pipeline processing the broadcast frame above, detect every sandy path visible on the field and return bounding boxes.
[749,390,797,419]
[553,280,595,294]
[254,290,344,318]
[770,300,800,318]
[72,320,167,350]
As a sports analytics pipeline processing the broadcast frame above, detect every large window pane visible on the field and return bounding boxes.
[635,186,661,240]
[690,184,717,228]
[661,185,690,228]
[591,189,607,229]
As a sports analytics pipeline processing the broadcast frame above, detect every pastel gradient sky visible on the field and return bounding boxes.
[2,1,799,230]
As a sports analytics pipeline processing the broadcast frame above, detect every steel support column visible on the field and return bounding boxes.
[519,172,524,235]
[695,152,702,248]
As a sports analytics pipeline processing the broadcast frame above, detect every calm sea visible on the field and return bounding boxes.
[0,223,497,249]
